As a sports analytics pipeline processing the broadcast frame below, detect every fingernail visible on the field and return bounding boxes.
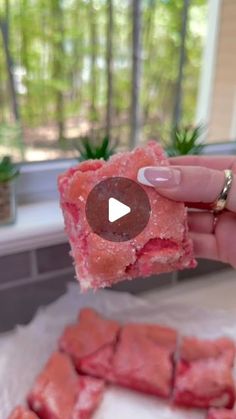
[138,166,181,188]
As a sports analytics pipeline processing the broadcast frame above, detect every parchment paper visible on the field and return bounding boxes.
[1,283,236,419]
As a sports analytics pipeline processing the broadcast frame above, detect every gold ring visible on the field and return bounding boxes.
[213,169,233,213]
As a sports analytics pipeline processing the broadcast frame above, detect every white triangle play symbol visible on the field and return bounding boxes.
[108,197,131,223]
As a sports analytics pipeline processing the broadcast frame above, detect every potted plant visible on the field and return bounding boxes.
[74,136,118,161]
[166,124,205,157]
[0,156,20,226]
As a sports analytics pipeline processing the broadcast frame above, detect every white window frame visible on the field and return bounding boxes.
[230,88,236,140]
[195,0,222,128]
[16,141,236,205]
[16,158,77,204]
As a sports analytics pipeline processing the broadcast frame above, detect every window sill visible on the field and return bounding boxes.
[0,200,66,257]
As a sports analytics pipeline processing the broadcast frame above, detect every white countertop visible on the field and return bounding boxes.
[143,269,236,312]
[0,200,66,256]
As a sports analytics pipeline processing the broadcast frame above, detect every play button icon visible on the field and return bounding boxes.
[108,198,131,223]
[85,177,151,242]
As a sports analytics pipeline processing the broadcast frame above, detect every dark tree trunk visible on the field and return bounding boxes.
[106,0,114,139]
[0,0,20,122]
[130,0,142,148]
[172,0,191,135]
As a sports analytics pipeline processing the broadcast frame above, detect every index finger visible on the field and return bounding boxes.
[169,155,236,172]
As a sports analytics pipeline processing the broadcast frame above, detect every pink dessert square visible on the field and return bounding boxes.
[207,409,236,419]
[73,375,105,419]
[8,407,39,419]
[59,308,120,380]
[28,351,104,419]
[173,337,235,409]
[112,323,178,398]
[60,308,178,397]
[58,142,196,290]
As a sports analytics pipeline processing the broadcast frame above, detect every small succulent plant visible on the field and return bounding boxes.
[75,136,117,162]
[0,156,20,183]
[166,125,205,157]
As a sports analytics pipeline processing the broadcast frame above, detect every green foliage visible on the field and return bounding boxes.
[166,124,204,156]
[0,123,22,147]
[0,0,207,161]
[142,0,207,128]
[0,156,20,183]
[75,136,117,161]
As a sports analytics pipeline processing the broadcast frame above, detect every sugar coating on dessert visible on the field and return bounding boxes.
[59,308,120,371]
[112,323,178,398]
[74,376,105,418]
[28,351,104,419]
[180,337,235,365]
[58,141,196,290]
[173,337,235,409]
[60,308,178,397]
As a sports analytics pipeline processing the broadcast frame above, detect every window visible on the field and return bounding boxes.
[0,0,207,163]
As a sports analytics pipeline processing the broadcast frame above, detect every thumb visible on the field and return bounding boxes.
[137,165,236,213]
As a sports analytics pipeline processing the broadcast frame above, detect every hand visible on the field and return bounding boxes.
[138,156,236,268]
